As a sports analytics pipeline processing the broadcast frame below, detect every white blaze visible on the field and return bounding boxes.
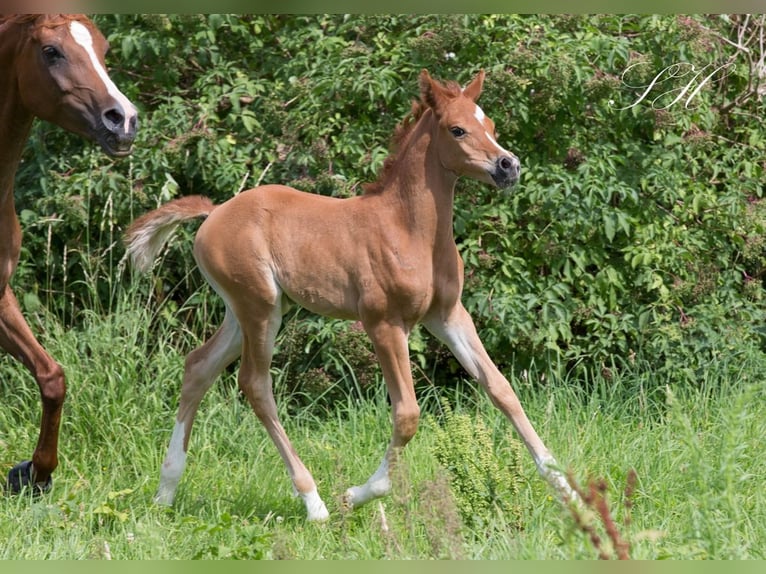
[69,20,137,132]
[474,104,510,155]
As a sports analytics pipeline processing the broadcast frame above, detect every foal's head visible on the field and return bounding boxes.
[420,69,519,188]
[13,14,137,157]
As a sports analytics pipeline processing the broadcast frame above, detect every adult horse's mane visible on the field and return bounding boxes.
[363,79,463,196]
[0,14,86,29]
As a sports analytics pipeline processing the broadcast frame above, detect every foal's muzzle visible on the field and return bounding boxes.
[491,155,521,188]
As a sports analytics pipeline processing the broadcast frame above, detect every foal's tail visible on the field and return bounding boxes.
[124,195,217,272]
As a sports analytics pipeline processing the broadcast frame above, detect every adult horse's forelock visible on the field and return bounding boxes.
[0,13,87,32]
[35,14,85,28]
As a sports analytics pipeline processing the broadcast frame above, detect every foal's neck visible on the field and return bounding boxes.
[381,110,458,246]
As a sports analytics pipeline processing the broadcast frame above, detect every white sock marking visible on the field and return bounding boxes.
[299,489,330,521]
[344,455,391,507]
[155,420,187,505]
[536,454,577,501]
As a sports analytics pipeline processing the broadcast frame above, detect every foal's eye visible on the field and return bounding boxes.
[42,46,63,65]
[449,126,466,138]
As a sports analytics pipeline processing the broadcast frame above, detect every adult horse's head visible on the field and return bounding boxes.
[419,69,519,188]
[13,14,137,157]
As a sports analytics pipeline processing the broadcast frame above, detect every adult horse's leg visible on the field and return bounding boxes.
[423,303,575,501]
[155,309,242,505]
[343,319,420,509]
[236,302,329,521]
[1,285,64,494]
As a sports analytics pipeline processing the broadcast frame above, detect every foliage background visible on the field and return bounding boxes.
[5,13,766,560]
[13,14,766,391]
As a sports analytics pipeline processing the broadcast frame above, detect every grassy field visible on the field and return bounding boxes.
[1,298,765,559]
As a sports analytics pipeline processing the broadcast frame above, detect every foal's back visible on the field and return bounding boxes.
[194,184,431,322]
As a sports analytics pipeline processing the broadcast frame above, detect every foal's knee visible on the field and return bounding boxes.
[394,403,420,444]
[484,380,524,418]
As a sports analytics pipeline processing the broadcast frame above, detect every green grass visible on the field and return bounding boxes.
[1,297,765,559]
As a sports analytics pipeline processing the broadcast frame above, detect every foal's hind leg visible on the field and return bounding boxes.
[1,285,63,494]
[155,309,242,505]
[423,303,575,501]
[237,303,329,521]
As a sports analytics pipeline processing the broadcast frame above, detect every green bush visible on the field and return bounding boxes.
[12,14,766,393]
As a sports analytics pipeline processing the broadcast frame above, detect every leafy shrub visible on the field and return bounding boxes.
[274,316,379,411]
[11,14,766,395]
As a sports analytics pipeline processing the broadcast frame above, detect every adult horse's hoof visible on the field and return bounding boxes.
[6,460,52,495]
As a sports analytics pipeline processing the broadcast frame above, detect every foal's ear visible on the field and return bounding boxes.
[419,68,450,111]
[462,69,485,102]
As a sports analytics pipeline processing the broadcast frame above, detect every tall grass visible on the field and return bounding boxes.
[3,183,765,557]
[1,278,764,558]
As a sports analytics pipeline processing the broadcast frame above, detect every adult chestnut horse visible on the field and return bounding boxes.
[125,70,572,521]
[1,14,137,493]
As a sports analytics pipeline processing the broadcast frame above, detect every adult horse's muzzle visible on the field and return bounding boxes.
[491,154,521,188]
[97,104,138,157]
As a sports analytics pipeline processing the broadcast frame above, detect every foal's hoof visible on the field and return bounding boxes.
[6,460,52,496]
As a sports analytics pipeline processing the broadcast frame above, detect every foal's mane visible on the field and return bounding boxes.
[363,79,463,196]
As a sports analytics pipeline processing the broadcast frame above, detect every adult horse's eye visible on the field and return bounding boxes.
[42,45,63,65]
[450,126,466,138]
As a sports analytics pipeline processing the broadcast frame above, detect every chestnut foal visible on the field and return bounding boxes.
[126,70,571,520]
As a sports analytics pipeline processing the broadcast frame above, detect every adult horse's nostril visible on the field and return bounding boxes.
[102,108,125,132]
[499,156,513,171]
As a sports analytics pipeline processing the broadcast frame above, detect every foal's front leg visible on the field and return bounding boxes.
[423,303,575,501]
[343,319,419,509]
